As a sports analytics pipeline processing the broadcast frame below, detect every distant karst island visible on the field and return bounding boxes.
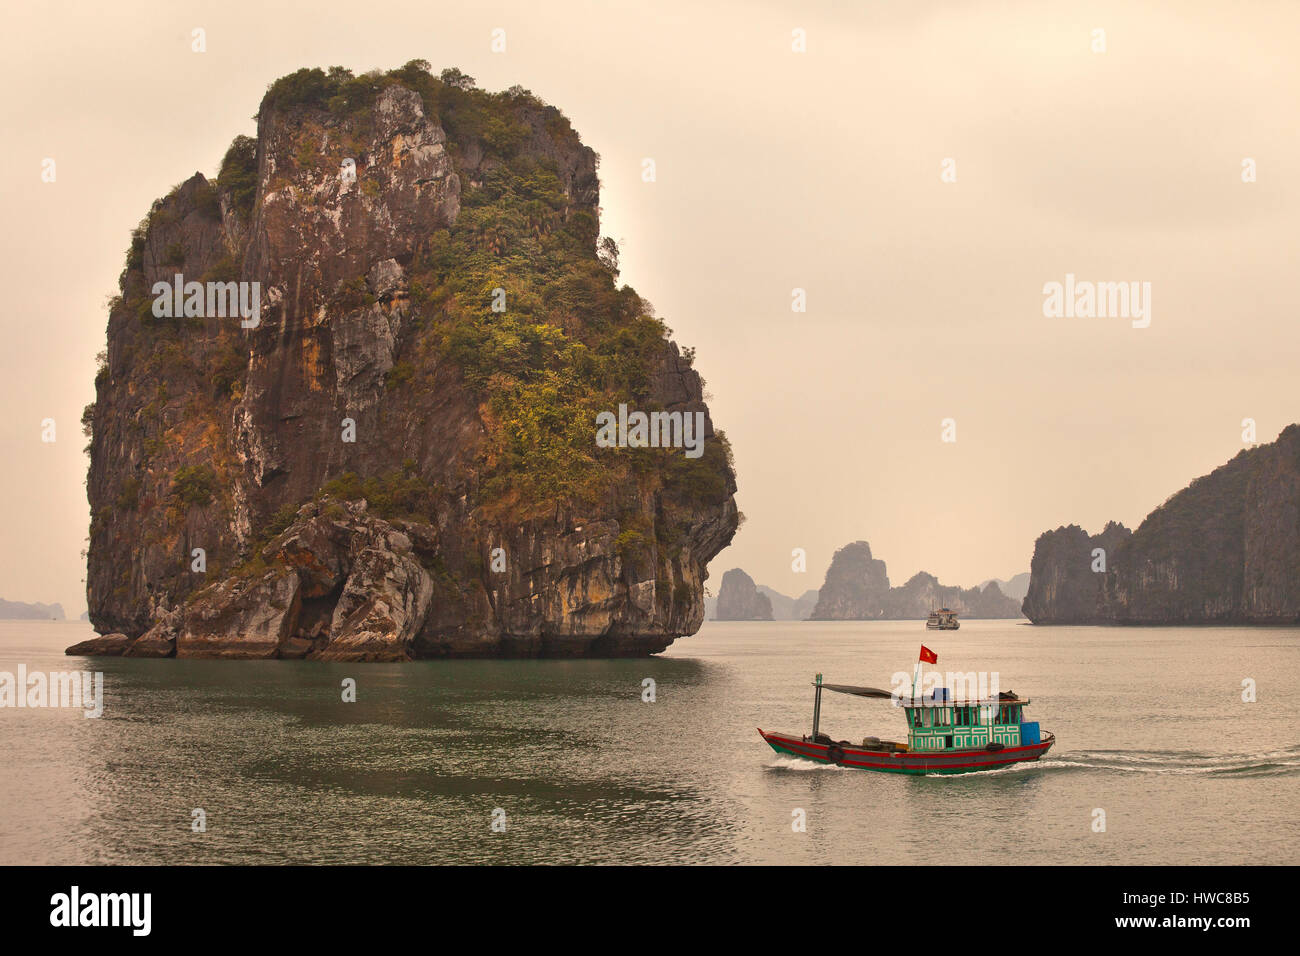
[1023,423,1300,625]
[0,598,66,620]
[810,542,1023,620]
[71,63,738,662]
[981,573,1030,603]
[709,544,1025,621]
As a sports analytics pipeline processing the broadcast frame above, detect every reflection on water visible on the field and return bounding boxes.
[1,620,1297,864]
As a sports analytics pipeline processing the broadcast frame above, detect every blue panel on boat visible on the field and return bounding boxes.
[1020,722,1040,745]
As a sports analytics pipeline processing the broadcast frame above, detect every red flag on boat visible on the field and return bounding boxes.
[919,644,938,664]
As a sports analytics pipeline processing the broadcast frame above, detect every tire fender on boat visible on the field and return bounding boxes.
[826,743,846,764]
[986,741,1005,752]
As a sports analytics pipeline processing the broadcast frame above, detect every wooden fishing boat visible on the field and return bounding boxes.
[759,672,1055,775]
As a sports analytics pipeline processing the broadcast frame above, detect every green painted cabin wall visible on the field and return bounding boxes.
[903,705,1024,751]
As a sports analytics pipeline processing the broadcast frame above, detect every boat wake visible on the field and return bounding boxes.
[1039,745,1300,778]
[765,756,847,772]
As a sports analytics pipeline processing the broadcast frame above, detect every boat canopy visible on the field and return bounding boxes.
[813,682,1029,706]
[814,683,894,699]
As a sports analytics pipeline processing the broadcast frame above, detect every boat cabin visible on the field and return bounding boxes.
[901,691,1038,752]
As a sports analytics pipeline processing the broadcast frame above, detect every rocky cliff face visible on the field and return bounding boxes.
[77,63,738,660]
[714,569,773,620]
[1023,425,1300,625]
[1021,522,1132,624]
[809,541,1022,620]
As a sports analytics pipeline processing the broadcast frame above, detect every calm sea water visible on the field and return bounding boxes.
[1,619,1296,865]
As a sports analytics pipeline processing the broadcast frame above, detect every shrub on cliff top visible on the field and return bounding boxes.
[260,67,340,114]
[217,135,258,217]
[257,62,551,158]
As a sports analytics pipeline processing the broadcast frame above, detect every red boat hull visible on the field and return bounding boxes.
[759,728,1055,775]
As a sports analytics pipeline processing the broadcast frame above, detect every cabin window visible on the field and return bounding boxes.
[912,709,921,728]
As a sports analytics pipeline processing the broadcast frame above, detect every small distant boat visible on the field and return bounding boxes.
[759,657,1055,775]
[926,607,959,630]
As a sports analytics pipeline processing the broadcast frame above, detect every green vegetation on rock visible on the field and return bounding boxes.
[216,135,258,218]
[170,465,217,506]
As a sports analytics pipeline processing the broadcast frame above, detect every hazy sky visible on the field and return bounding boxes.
[1,1,1297,614]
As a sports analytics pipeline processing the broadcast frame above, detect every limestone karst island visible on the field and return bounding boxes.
[73,63,738,662]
